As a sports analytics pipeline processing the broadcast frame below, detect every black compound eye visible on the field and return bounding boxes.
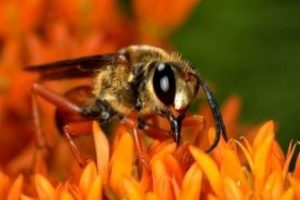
[153,63,176,105]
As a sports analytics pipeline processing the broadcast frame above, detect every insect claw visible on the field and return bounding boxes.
[170,113,185,146]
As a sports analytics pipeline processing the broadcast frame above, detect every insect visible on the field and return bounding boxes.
[25,45,227,166]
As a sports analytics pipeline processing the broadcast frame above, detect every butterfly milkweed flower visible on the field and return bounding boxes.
[0,1,299,200]
[0,118,299,199]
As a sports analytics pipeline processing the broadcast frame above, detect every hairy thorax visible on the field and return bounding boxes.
[92,64,136,116]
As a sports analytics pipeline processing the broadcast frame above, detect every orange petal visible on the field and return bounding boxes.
[79,162,98,195]
[240,136,254,156]
[252,121,274,193]
[189,146,224,198]
[20,195,35,200]
[150,142,176,164]
[110,131,134,196]
[34,174,55,200]
[220,146,248,193]
[146,192,159,200]
[151,159,174,200]
[223,177,243,200]
[93,122,110,184]
[290,178,300,200]
[87,176,102,200]
[253,121,274,151]
[0,172,10,199]
[179,163,202,200]
[163,154,183,184]
[262,171,283,200]
[269,141,285,173]
[221,95,241,137]
[279,188,295,200]
[207,128,227,166]
[207,194,218,200]
[133,0,199,28]
[234,139,254,170]
[59,191,75,200]
[112,125,128,151]
[138,166,152,192]
[7,175,23,200]
[294,152,300,180]
[283,141,299,180]
[123,176,145,200]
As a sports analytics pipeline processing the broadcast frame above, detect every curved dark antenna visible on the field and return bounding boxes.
[198,76,228,152]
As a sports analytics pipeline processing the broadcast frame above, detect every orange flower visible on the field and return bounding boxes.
[0,1,298,200]
[0,120,299,199]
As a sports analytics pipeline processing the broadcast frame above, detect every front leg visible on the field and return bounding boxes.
[155,109,185,145]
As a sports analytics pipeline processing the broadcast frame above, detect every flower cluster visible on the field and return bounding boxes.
[0,96,299,199]
[0,1,299,199]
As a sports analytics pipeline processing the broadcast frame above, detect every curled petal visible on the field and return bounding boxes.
[189,146,224,198]
[233,139,254,170]
[283,141,299,180]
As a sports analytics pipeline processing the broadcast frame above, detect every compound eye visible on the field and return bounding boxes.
[153,63,176,105]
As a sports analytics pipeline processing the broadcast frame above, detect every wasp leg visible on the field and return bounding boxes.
[137,115,205,140]
[62,122,92,167]
[31,83,90,169]
[137,119,171,141]
[121,116,151,172]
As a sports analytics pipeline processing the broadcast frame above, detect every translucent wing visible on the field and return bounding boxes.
[25,53,127,80]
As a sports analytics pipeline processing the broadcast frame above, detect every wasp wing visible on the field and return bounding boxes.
[25,53,127,80]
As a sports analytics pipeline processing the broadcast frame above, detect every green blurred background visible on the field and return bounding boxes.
[171,0,300,150]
